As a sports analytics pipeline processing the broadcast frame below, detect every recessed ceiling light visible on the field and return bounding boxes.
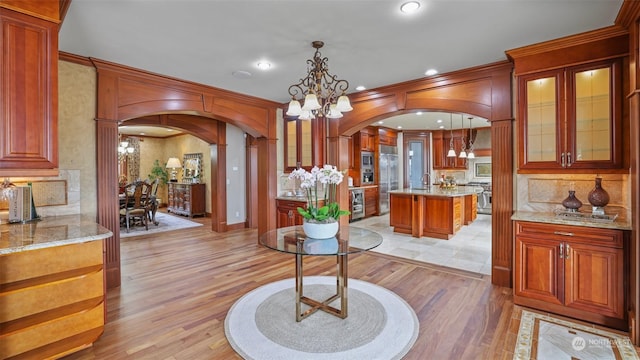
[397,125,403,129]
[167,129,173,132]
[232,70,252,79]
[436,119,443,123]
[377,121,384,124]
[425,69,438,76]
[257,62,271,70]
[140,132,145,135]
[355,85,366,91]
[438,125,444,129]
[400,1,420,14]
[416,111,423,116]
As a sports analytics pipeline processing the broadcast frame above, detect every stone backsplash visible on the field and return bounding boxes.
[516,173,629,215]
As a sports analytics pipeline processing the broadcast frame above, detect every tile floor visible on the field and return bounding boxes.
[351,213,492,275]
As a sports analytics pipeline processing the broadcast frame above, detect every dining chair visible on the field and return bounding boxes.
[147,178,159,225]
[120,181,153,232]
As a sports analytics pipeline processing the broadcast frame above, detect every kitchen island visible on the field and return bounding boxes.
[0,215,112,359]
[389,187,478,239]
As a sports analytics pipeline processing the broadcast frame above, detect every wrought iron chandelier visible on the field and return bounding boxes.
[286,41,353,120]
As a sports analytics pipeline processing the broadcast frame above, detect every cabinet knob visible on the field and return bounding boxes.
[561,152,566,168]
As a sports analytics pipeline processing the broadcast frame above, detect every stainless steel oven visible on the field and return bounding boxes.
[351,188,365,220]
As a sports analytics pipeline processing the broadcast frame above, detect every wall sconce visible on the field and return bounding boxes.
[166,157,182,182]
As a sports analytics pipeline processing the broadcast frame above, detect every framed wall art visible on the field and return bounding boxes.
[182,153,203,183]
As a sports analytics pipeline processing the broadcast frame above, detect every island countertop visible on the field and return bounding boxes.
[0,215,113,255]
[511,210,631,231]
[390,187,479,197]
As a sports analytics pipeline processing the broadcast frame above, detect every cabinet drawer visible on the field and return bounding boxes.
[515,221,623,248]
[0,241,103,283]
[1,302,104,359]
[0,268,103,323]
[276,200,305,209]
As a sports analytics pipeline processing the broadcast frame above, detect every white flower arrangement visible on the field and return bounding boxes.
[288,165,350,223]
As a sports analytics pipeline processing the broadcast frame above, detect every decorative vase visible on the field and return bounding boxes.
[562,190,582,212]
[302,220,339,239]
[303,237,339,254]
[587,177,610,207]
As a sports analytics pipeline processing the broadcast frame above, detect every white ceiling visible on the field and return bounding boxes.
[59,0,623,135]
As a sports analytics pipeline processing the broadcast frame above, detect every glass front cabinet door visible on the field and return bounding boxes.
[518,59,622,171]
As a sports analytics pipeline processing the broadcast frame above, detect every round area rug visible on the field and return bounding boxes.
[224,276,419,359]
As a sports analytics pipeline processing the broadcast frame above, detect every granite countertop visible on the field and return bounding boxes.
[512,211,632,231]
[276,195,308,201]
[348,185,378,190]
[0,215,113,255]
[389,187,479,197]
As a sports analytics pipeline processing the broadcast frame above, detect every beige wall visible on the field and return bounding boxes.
[4,60,100,219]
[138,134,212,213]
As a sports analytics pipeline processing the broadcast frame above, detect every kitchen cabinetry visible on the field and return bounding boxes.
[463,192,477,225]
[355,127,376,151]
[167,183,206,217]
[364,186,378,217]
[0,7,59,176]
[277,199,304,228]
[433,130,468,170]
[378,128,397,146]
[517,59,622,171]
[0,240,105,359]
[276,198,324,228]
[389,191,468,239]
[514,221,626,329]
[284,118,313,170]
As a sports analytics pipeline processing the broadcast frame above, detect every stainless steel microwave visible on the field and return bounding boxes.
[361,151,374,167]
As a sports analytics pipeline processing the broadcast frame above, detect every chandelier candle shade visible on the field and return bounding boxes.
[286,41,353,120]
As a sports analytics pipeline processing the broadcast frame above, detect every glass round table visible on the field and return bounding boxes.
[259,225,382,321]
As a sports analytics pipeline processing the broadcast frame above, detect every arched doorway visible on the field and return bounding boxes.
[92,59,280,288]
[328,61,514,287]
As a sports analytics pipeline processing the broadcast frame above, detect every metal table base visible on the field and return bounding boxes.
[295,252,348,321]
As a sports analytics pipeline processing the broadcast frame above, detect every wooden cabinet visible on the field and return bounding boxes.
[276,199,304,228]
[378,128,397,146]
[364,186,378,217]
[389,193,413,234]
[355,127,376,151]
[433,130,468,170]
[463,193,477,225]
[0,240,105,359]
[389,192,464,240]
[276,199,325,228]
[284,116,326,171]
[167,183,206,217]
[423,196,463,239]
[517,59,622,171]
[0,7,59,176]
[514,221,626,329]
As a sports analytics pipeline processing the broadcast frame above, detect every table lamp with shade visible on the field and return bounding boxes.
[166,157,182,182]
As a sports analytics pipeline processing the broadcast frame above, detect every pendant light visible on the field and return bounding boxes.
[458,114,467,158]
[447,113,456,157]
[467,117,476,159]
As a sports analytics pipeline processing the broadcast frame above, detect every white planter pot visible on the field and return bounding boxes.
[302,220,339,239]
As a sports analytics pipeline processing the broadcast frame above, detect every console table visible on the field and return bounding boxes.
[259,226,382,321]
[167,182,205,217]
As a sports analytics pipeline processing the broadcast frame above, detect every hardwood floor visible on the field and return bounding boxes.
[64,214,521,359]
